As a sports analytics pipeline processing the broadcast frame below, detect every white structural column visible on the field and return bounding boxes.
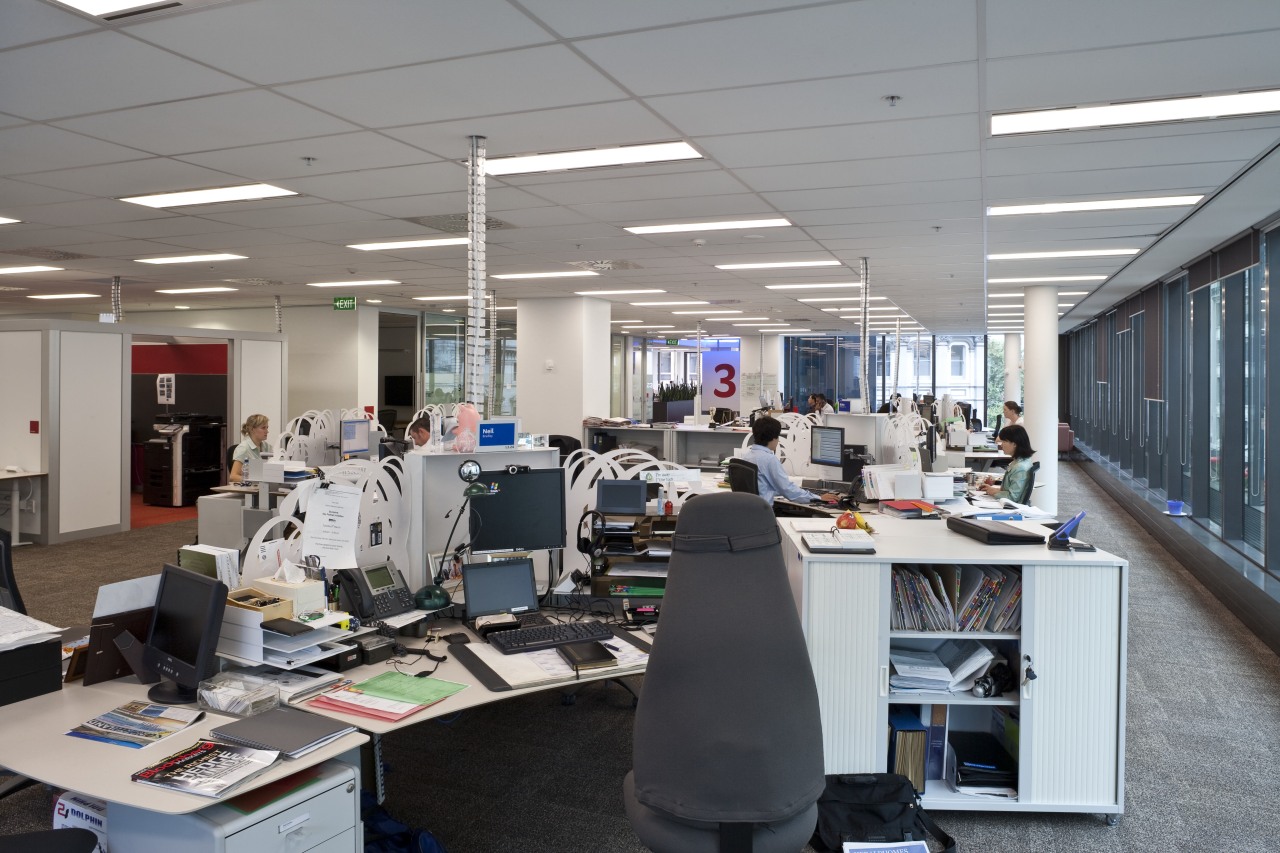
[1004,333,1022,405]
[465,135,487,413]
[1023,285,1058,513]
[515,297,611,438]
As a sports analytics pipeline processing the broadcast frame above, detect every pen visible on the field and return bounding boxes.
[602,643,619,651]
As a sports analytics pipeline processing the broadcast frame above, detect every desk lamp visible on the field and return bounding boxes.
[417,459,486,609]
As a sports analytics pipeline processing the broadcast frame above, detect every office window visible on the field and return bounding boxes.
[1209,282,1223,528]
[1245,265,1265,551]
[950,343,965,377]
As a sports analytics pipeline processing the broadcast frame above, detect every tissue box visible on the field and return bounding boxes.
[253,577,326,615]
[54,793,108,852]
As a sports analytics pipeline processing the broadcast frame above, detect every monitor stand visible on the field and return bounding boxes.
[148,678,198,705]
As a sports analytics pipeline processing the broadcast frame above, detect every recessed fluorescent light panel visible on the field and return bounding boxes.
[992,89,1280,135]
[0,265,62,274]
[620,325,674,329]
[347,237,470,251]
[135,253,246,264]
[49,1,149,13]
[0,217,20,225]
[366,299,383,304]
[307,280,399,288]
[764,282,860,290]
[485,141,700,176]
[624,218,789,235]
[120,183,297,208]
[27,293,97,299]
[736,323,789,327]
[763,328,809,333]
[155,287,237,294]
[987,249,1140,260]
[671,310,741,315]
[413,295,469,301]
[491,271,598,280]
[493,306,517,311]
[611,319,641,324]
[988,276,1106,284]
[716,261,841,270]
[988,196,1202,216]
[630,301,709,307]
[1059,291,1089,296]
[577,289,665,296]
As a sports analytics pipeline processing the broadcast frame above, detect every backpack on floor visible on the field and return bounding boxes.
[810,773,957,852]
[362,790,447,853]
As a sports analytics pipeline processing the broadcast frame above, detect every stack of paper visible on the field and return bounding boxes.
[889,640,997,695]
[179,544,241,590]
[0,606,61,652]
[308,672,466,722]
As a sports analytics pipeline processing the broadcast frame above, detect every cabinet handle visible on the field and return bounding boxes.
[880,665,889,697]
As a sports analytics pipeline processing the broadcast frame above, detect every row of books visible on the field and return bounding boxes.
[890,564,1022,633]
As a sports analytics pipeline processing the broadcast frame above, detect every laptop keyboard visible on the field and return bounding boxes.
[487,620,614,654]
[801,478,852,493]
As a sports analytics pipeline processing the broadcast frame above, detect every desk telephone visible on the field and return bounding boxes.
[336,563,415,620]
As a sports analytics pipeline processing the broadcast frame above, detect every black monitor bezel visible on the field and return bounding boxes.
[142,563,228,704]
[468,468,567,554]
[461,557,539,620]
[810,425,845,467]
[595,478,647,514]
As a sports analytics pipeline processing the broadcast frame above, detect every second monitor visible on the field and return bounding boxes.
[810,425,845,468]
[469,467,566,554]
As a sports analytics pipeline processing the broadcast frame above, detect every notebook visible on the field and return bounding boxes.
[460,558,550,629]
[210,706,355,759]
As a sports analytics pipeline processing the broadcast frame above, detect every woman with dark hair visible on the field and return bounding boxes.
[982,424,1035,502]
[1002,400,1023,428]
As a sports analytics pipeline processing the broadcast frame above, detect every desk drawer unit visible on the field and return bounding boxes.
[108,760,359,853]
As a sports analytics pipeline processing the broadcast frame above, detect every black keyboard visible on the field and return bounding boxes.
[487,620,614,655]
[772,499,842,519]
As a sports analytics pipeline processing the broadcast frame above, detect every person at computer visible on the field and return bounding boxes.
[980,424,1035,501]
[229,414,270,484]
[407,415,432,449]
[743,416,841,505]
[1002,400,1023,428]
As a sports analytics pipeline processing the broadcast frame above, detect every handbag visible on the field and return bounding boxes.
[810,772,957,852]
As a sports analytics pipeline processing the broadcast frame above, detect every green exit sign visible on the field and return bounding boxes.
[333,296,356,311]
[665,338,680,345]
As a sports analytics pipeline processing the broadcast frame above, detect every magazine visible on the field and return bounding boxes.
[132,740,279,798]
[66,701,205,749]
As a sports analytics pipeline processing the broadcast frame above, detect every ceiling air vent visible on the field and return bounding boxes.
[2,248,94,261]
[566,260,642,271]
[224,278,284,287]
[52,0,237,23]
[405,214,513,233]
[0,286,28,292]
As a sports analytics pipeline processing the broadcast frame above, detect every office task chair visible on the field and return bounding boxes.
[1012,461,1040,505]
[377,408,398,432]
[0,829,99,853]
[725,458,760,495]
[548,434,582,466]
[225,444,236,479]
[0,529,37,803]
[624,492,825,853]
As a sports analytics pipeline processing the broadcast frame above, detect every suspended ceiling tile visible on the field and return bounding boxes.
[87,217,249,240]
[52,91,359,156]
[3,197,172,227]
[284,162,469,203]
[985,164,1241,201]
[735,151,981,193]
[16,156,246,198]
[763,178,982,212]
[276,46,627,129]
[0,0,98,50]
[563,194,780,223]
[0,124,150,174]
[174,132,444,181]
[348,186,571,219]
[985,126,1280,176]
[523,170,747,206]
[197,202,386,229]
[518,0,789,38]
[122,0,551,85]
[0,178,92,207]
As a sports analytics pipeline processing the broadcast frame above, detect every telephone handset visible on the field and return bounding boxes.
[336,564,415,620]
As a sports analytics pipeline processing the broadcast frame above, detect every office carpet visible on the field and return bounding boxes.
[5,464,1280,852]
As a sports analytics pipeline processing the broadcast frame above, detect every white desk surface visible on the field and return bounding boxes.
[0,470,46,481]
[0,676,367,814]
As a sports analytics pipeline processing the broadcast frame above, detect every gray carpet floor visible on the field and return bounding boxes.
[4,462,1280,851]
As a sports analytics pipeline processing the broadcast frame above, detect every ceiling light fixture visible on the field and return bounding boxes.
[47,1,151,14]
[413,295,470,301]
[135,253,247,264]
[799,296,885,303]
[987,249,1140,260]
[630,300,710,306]
[992,89,1280,135]
[762,328,809,333]
[577,289,666,296]
[709,316,769,321]
[485,141,701,176]
[306,280,399,288]
[27,293,97,300]
[366,299,383,304]
[670,310,742,315]
[988,196,1202,216]
[988,276,1106,283]
[764,282,859,289]
[716,260,841,270]
[620,324,675,329]
[624,218,789,235]
[493,306,517,311]
[155,287,237,294]
[737,323,790,327]
[174,305,190,310]
[611,319,642,324]
[491,271,598,279]
[987,293,1024,298]
[1059,291,1089,296]
[0,217,20,225]
[0,265,63,274]
[347,237,470,251]
[120,183,297,208]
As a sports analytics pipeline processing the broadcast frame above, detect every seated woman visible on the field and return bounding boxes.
[982,424,1035,503]
[1002,400,1023,428]
[229,414,271,484]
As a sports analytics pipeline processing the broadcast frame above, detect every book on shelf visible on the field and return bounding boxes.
[67,701,205,749]
[888,707,927,793]
[921,704,948,782]
[132,740,278,798]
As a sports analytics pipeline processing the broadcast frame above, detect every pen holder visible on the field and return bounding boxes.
[226,588,293,622]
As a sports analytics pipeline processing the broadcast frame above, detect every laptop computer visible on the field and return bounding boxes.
[460,558,550,631]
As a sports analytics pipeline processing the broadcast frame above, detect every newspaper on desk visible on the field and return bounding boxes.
[465,635,649,689]
[0,605,62,652]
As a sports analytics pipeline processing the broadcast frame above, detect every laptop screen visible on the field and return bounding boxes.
[461,558,539,620]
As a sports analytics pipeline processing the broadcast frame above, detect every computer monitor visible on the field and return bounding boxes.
[810,425,845,467]
[461,558,539,620]
[142,564,228,705]
[476,417,520,451]
[469,468,567,554]
[340,418,371,456]
[595,479,647,514]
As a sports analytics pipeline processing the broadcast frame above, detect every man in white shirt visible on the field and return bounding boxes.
[741,416,841,505]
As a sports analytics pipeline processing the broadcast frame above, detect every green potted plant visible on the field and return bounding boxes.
[652,381,700,422]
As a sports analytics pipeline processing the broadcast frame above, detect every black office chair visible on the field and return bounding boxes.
[0,530,37,803]
[1012,461,1040,505]
[725,458,760,495]
[624,493,825,852]
[548,434,582,466]
[0,829,99,853]
[377,408,398,431]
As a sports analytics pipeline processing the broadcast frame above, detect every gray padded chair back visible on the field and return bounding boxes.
[625,492,824,852]
[725,458,760,495]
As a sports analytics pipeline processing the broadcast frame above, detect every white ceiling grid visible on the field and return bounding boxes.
[0,0,1275,331]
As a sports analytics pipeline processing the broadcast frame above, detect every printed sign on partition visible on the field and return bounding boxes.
[701,350,741,412]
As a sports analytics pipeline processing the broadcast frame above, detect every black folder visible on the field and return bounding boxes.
[947,516,1045,546]
[948,730,1017,786]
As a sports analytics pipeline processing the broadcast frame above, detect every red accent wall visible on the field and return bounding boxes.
[132,343,228,375]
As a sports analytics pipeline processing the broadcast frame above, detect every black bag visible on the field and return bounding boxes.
[811,773,957,852]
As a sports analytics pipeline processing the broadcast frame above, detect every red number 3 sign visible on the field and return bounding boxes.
[701,352,741,410]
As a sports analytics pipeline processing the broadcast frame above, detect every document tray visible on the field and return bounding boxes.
[946,516,1045,546]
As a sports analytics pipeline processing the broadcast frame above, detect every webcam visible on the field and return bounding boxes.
[505,464,530,475]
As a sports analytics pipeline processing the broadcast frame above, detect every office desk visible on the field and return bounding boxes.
[0,676,367,815]
[0,470,45,546]
[947,449,1006,471]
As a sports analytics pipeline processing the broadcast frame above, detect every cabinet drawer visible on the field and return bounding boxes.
[225,778,355,853]
[309,828,357,853]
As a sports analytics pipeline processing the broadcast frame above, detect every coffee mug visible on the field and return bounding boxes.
[1167,500,1185,515]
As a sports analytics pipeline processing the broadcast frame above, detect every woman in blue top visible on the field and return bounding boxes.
[229,414,271,483]
[982,424,1035,503]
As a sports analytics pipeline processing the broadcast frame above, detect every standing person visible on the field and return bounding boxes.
[407,415,432,449]
[1002,401,1023,428]
[229,414,270,483]
[981,424,1036,503]
[741,416,841,505]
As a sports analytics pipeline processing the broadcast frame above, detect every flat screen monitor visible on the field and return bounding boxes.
[384,374,414,406]
[811,425,845,467]
[340,418,371,455]
[469,468,567,554]
[461,558,539,620]
[142,564,228,705]
[476,418,519,451]
[596,479,647,514]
